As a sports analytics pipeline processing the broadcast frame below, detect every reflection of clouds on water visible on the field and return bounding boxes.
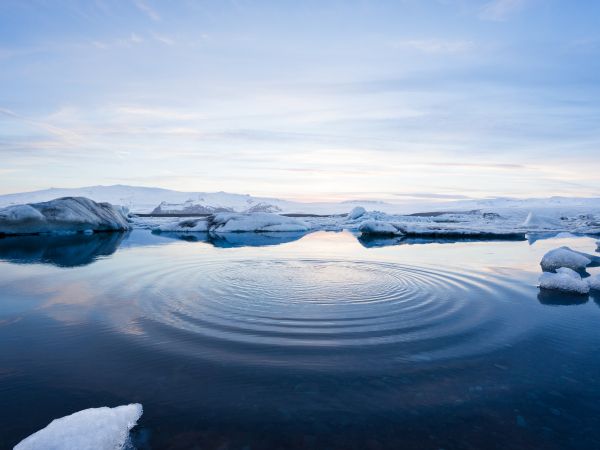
[0,232,125,267]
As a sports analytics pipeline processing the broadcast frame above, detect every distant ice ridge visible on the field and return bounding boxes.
[154,212,310,233]
[539,268,590,294]
[0,197,130,236]
[142,204,600,238]
[14,403,142,450]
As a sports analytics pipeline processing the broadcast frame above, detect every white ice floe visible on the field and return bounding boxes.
[521,212,563,230]
[597,240,600,252]
[587,274,600,291]
[0,197,130,236]
[14,403,142,450]
[539,267,590,294]
[156,217,209,232]
[211,212,310,232]
[347,206,366,220]
[358,220,405,236]
[540,246,592,271]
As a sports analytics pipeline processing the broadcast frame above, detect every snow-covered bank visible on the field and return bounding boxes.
[15,404,142,450]
[0,197,130,236]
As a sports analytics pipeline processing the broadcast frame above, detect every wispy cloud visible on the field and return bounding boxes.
[132,0,160,21]
[391,38,474,54]
[479,0,529,21]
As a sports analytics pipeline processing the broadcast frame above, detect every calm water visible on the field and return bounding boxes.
[1,230,600,449]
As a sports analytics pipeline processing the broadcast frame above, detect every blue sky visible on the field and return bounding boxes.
[1,0,599,201]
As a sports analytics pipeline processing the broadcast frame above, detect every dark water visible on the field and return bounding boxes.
[1,230,600,449]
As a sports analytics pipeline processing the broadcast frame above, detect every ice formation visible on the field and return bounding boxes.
[538,267,590,294]
[540,247,593,271]
[209,212,310,233]
[587,274,600,291]
[14,403,143,450]
[347,206,366,220]
[0,197,130,236]
[521,212,563,230]
[156,218,209,232]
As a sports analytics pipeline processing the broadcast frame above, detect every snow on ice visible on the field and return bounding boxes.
[14,404,142,450]
[0,197,130,236]
[540,247,594,272]
[539,267,590,295]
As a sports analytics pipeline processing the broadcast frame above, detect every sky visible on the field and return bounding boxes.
[1,0,600,202]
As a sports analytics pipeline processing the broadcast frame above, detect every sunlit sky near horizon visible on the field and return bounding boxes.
[1,0,600,202]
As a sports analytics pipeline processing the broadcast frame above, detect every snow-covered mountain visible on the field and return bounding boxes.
[0,185,391,214]
[1,185,600,217]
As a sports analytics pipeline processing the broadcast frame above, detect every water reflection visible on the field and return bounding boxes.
[0,232,125,267]
[537,288,589,306]
[153,230,309,247]
[358,234,527,248]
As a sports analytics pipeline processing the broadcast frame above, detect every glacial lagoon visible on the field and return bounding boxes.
[1,230,600,449]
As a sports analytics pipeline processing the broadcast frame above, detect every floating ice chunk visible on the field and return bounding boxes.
[540,247,592,271]
[347,206,366,220]
[211,212,310,233]
[358,220,405,236]
[587,274,600,291]
[15,403,143,450]
[0,197,130,236]
[522,212,563,230]
[597,240,600,252]
[156,218,209,232]
[539,268,590,294]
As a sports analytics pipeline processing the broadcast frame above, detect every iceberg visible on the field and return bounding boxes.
[210,212,310,233]
[540,246,594,271]
[347,206,366,220]
[14,403,142,450]
[539,267,590,295]
[0,197,130,236]
[521,212,563,230]
[587,274,600,291]
[156,217,209,232]
[358,220,405,236]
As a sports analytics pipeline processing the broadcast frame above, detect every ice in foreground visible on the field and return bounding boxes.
[540,247,594,271]
[539,268,590,295]
[0,197,130,236]
[14,404,142,450]
[587,274,600,291]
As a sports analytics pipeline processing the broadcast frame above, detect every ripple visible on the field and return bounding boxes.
[100,257,533,367]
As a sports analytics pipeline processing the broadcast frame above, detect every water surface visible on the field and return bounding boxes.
[1,231,599,449]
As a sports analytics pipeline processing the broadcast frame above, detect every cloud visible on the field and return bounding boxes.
[393,192,474,200]
[391,38,474,54]
[132,0,160,21]
[479,0,528,21]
